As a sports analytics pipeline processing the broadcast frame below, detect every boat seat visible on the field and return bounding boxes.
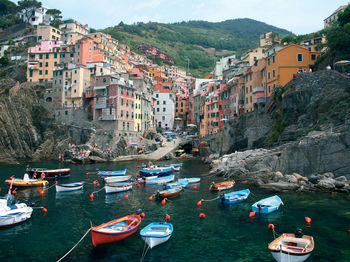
[8,205,18,210]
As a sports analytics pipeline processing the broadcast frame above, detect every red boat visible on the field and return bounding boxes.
[209,180,235,191]
[26,168,71,180]
[156,187,182,199]
[91,214,142,247]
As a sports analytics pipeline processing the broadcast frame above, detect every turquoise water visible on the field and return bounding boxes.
[0,160,350,261]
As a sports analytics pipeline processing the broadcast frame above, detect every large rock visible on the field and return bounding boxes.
[260,182,299,192]
[316,178,336,190]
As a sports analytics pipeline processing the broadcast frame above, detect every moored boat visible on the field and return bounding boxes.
[140,222,173,249]
[91,214,142,247]
[5,174,48,187]
[252,195,283,214]
[164,163,183,171]
[139,168,173,178]
[163,180,189,189]
[26,168,71,179]
[268,231,314,262]
[145,174,175,185]
[104,175,132,184]
[98,169,127,177]
[178,177,200,184]
[56,182,84,192]
[209,180,235,191]
[0,195,33,228]
[156,187,182,199]
[105,182,132,194]
[218,189,250,204]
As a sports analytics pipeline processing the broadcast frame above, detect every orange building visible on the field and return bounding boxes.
[74,38,104,65]
[265,44,321,96]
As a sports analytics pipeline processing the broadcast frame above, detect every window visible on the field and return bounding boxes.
[121,98,124,105]
[77,58,80,63]
[157,101,159,105]
[39,62,42,67]
[250,96,252,103]
[39,54,43,59]
[272,69,275,78]
[121,87,124,94]
[74,89,77,93]
[156,94,158,98]
[45,62,48,67]
[121,110,123,117]
[297,53,303,62]
[45,70,48,75]
[46,54,49,59]
[181,102,183,107]
[157,108,160,112]
[272,56,275,64]
[268,72,271,80]
[102,77,106,83]
[162,116,165,120]
[54,53,57,59]
[268,58,270,66]
[126,100,129,106]
[54,62,57,66]
[127,89,129,95]
[250,86,252,92]
[268,85,271,93]
[163,100,166,105]
[311,54,316,60]
[163,108,166,112]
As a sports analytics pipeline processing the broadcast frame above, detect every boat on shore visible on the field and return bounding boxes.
[56,182,84,192]
[209,181,235,191]
[218,189,250,204]
[140,222,173,249]
[105,182,132,194]
[98,169,127,177]
[252,195,283,214]
[156,187,182,199]
[0,195,33,228]
[145,174,175,185]
[91,214,142,247]
[104,175,132,184]
[5,174,48,187]
[26,168,71,179]
[268,231,314,262]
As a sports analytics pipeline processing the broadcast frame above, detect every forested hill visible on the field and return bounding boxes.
[103,18,293,77]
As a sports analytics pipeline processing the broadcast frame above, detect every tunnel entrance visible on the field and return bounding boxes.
[181,143,193,154]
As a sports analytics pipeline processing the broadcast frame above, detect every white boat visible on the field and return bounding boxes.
[56,182,84,192]
[0,196,33,228]
[105,182,132,194]
[178,177,200,184]
[268,232,314,262]
[145,175,175,185]
[140,222,173,249]
[104,175,132,184]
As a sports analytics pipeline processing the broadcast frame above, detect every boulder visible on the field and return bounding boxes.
[284,174,298,184]
[335,181,346,189]
[309,175,321,184]
[335,176,348,182]
[272,171,284,182]
[260,182,299,192]
[292,173,303,180]
[89,156,107,163]
[316,178,336,190]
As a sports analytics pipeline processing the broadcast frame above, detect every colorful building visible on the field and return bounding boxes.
[74,38,104,65]
[153,84,175,130]
[59,19,89,45]
[324,4,349,28]
[36,25,61,42]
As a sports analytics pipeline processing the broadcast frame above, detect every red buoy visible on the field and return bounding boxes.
[97,173,100,178]
[197,200,202,207]
[305,217,312,224]
[249,211,256,218]
[136,165,139,170]
[148,195,153,201]
[55,181,58,185]
[140,212,145,218]
[193,185,197,190]
[12,189,16,195]
[40,191,44,196]
[96,183,100,187]
[165,214,171,221]
[42,207,47,213]
[93,180,97,186]
[199,213,205,219]
[268,224,275,230]
[124,194,129,199]
[161,199,166,205]
[41,173,46,179]
[10,176,13,180]
[86,172,89,178]
[90,193,94,200]
[136,183,140,188]
[136,174,139,177]
[108,173,111,177]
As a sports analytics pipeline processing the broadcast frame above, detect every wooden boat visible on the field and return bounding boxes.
[98,169,127,177]
[105,182,132,194]
[209,180,235,191]
[156,187,182,199]
[268,232,314,262]
[104,175,131,184]
[140,222,173,249]
[145,174,175,185]
[0,196,33,228]
[252,195,283,214]
[164,163,183,171]
[91,214,142,247]
[218,189,250,204]
[139,168,173,178]
[163,180,189,189]
[56,182,84,192]
[5,174,48,187]
[178,177,200,184]
[26,168,71,179]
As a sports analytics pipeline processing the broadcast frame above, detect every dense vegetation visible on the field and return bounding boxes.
[104,19,292,77]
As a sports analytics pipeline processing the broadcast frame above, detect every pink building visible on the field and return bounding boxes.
[74,38,104,65]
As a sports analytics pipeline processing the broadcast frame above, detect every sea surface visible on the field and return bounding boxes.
[0,160,349,262]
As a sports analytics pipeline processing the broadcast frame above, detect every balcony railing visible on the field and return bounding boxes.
[253,86,265,93]
[100,114,117,121]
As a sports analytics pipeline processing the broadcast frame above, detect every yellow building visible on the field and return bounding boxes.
[52,65,91,109]
[241,46,266,66]
[87,32,118,55]
[59,19,89,45]
[134,91,142,132]
[37,25,61,41]
[324,4,349,28]
[265,44,321,96]
[27,41,62,83]
[299,35,327,52]
[260,32,280,47]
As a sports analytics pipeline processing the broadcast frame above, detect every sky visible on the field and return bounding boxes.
[21,0,349,35]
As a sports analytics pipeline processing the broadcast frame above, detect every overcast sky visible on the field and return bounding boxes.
[26,0,348,35]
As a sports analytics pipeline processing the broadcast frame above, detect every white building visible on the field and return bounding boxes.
[214,54,237,77]
[153,90,174,130]
[19,6,50,26]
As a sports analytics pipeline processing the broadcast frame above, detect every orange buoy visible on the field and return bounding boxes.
[90,193,94,200]
[199,213,205,219]
[140,212,145,218]
[136,183,140,188]
[41,173,46,179]
[161,199,166,205]
[93,180,97,186]
[347,229,350,233]
[86,172,89,178]
[136,174,139,177]
[108,173,111,177]
[148,195,153,201]
[305,217,312,224]
[197,200,202,207]
[193,185,197,190]
[10,176,13,180]
[249,211,256,218]
[165,214,171,221]
[42,207,47,213]
[97,173,100,178]
[268,224,275,230]
[136,165,139,170]
[40,191,44,196]
[55,181,58,185]
[12,189,16,195]
[124,194,129,199]
[96,183,100,187]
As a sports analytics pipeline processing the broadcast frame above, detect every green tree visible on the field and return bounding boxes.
[0,56,9,66]
[337,6,350,27]
[0,0,18,16]
[18,0,41,22]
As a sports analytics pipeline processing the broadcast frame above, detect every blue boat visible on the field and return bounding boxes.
[139,168,173,178]
[163,180,189,189]
[140,222,173,249]
[252,195,283,214]
[98,169,127,177]
[178,177,200,184]
[163,163,183,167]
[145,175,175,185]
[218,189,250,204]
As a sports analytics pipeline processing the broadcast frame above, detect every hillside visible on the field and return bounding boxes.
[103,18,293,77]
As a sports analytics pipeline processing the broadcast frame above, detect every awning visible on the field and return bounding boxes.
[335,60,350,66]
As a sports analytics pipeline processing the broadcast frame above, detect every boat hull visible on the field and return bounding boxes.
[0,203,33,228]
[210,181,235,191]
[105,183,132,194]
[142,235,172,249]
[5,179,48,187]
[140,222,173,249]
[252,195,283,214]
[98,169,127,177]
[145,175,175,185]
[56,183,84,192]
[271,251,311,262]
[27,168,71,179]
[139,168,173,178]
[104,175,131,184]
[157,188,182,198]
[219,189,250,204]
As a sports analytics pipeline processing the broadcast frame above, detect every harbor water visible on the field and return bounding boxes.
[0,160,350,261]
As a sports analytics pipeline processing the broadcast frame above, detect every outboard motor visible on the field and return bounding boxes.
[220,193,225,203]
[5,193,15,206]
[136,208,143,216]
[295,228,304,238]
[257,204,262,213]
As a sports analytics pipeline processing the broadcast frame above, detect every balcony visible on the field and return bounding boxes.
[28,58,39,63]
[28,64,39,70]
[257,97,267,104]
[100,114,117,121]
[94,85,107,90]
[253,86,265,93]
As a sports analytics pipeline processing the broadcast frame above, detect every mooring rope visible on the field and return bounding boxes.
[140,241,150,262]
[56,228,91,262]
[92,187,105,194]
[201,196,219,202]
[43,183,56,191]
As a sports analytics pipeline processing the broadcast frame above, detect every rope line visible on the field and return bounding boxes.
[140,242,150,262]
[201,196,219,202]
[92,187,105,194]
[56,228,91,262]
